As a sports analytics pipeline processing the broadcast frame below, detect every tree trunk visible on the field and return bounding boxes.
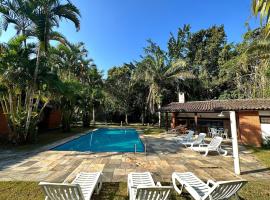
[25,45,41,136]
[158,104,161,128]
[125,113,128,125]
[92,106,95,126]
[141,112,144,126]
[62,110,72,132]
[82,112,90,127]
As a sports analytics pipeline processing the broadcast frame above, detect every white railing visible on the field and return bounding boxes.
[145,143,147,155]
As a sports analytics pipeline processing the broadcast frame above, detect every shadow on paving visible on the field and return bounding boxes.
[241,167,270,175]
[91,182,193,200]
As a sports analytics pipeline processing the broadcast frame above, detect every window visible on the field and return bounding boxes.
[260,116,270,124]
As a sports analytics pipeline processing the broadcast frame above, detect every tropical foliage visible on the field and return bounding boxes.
[0,0,100,144]
[253,0,270,37]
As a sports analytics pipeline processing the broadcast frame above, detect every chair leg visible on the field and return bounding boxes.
[218,148,227,156]
[172,177,184,195]
[96,177,102,194]
[203,149,209,156]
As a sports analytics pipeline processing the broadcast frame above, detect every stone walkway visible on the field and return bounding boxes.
[0,131,269,183]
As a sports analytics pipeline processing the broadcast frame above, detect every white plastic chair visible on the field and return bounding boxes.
[172,172,247,200]
[180,133,206,147]
[210,128,219,138]
[39,172,102,200]
[190,136,227,156]
[128,172,172,200]
[221,129,229,139]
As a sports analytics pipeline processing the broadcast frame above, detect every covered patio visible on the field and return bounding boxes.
[160,98,270,175]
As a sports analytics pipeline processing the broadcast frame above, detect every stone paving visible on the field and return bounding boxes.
[0,131,269,183]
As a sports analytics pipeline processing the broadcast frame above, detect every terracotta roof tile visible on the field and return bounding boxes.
[160,99,270,112]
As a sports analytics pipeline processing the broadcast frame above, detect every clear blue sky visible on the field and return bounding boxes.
[0,0,259,75]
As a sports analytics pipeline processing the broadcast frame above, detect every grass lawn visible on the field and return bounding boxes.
[0,181,269,200]
[246,146,270,168]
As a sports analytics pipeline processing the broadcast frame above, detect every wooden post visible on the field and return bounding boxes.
[171,112,176,128]
[230,111,241,175]
[194,112,198,131]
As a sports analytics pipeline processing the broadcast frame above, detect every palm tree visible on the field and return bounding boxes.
[27,0,81,133]
[50,42,89,81]
[0,36,62,143]
[0,0,81,135]
[86,66,103,126]
[253,0,270,37]
[0,0,32,46]
[133,40,192,127]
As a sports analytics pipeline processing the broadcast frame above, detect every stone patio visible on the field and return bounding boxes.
[0,131,269,183]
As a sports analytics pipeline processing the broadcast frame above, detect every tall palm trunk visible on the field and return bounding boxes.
[158,103,161,128]
[25,45,41,135]
[125,113,128,125]
[141,112,144,125]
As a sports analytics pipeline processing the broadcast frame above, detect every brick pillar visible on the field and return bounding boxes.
[171,112,176,128]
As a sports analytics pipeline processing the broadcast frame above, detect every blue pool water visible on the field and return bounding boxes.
[53,128,145,152]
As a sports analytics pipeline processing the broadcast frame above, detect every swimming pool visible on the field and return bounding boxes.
[53,128,145,152]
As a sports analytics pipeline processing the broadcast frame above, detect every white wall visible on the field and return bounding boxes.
[260,124,270,139]
[259,111,270,144]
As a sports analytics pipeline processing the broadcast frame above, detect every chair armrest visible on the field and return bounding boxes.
[207,180,216,187]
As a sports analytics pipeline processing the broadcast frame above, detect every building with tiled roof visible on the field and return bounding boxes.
[160,94,270,147]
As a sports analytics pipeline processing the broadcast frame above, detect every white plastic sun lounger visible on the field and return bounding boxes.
[175,130,194,143]
[39,172,102,200]
[128,172,172,200]
[172,172,247,200]
[180,133,206,147]
[190,136,227,156]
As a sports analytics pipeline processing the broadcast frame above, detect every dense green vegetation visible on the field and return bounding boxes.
[0,181,269,200]
[1,0,270,145]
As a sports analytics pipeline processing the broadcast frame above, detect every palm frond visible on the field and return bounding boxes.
[52,2,81,31]
[49,31,68,45]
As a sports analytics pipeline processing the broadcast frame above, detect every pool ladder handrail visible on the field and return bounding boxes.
[134,143,147,155]
[144,143,147,155]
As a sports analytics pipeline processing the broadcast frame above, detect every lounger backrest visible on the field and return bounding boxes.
[196,133,206,143]
[135,186,172,200]
[203,180,247,200]
[209,136,223,149]
[185,130,194,140]
[39,182,85,200]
